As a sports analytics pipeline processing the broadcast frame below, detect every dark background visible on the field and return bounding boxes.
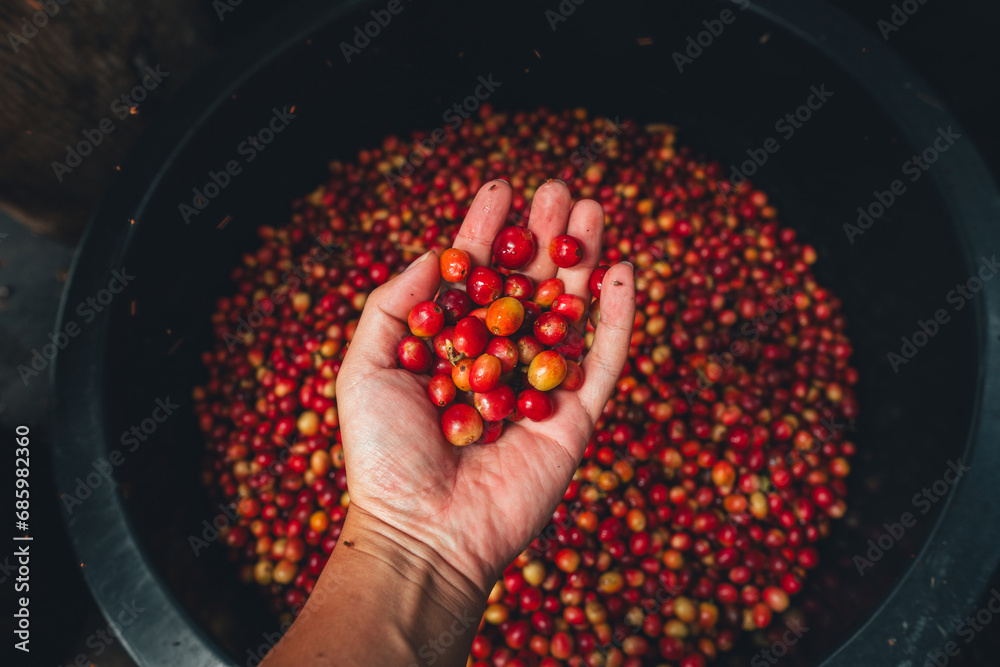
[1,0,997,665]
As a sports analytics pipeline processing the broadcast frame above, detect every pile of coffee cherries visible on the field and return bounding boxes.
[400,232,598,446]
[193,105,858,667]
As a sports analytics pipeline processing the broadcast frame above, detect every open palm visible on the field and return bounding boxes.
[336,179,635,596]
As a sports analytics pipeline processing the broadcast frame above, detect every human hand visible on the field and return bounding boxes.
[335,179,636,609]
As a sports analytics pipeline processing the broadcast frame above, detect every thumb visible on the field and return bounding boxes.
[344,250,441,370]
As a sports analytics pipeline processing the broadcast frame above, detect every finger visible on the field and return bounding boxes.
[453,179,512,267]
[346,250,440,370]
[556,198,605,300]
[579,262,635,424]
[520,180,573,284]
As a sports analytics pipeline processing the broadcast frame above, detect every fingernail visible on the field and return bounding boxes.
[404,250,435,272]
[544,178,567,186]
[619,261,634,270]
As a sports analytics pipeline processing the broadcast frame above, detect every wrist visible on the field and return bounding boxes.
[307,505,488,665]
[259,506,488,667]
[338,505,489,620]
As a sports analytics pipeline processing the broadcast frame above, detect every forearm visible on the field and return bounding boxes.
[260,507,488,667]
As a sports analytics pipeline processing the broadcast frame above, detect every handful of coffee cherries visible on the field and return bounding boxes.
[397,227,610,446]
